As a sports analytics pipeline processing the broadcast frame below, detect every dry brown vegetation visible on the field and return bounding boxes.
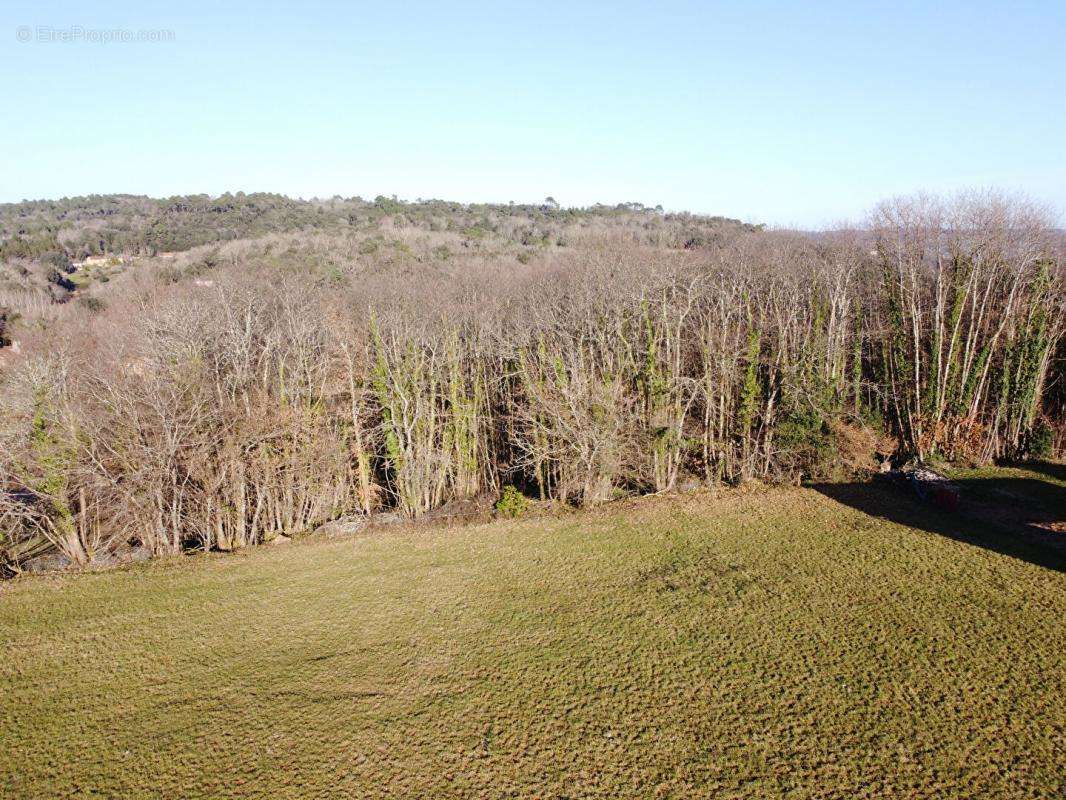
[0,191,1062,569]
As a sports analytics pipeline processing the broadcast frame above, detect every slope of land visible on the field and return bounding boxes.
[0,192,753,307]
[2,470,1063,799]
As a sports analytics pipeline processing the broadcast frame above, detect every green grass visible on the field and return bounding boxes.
[2,476,1064,798]
[947,461,1066,515]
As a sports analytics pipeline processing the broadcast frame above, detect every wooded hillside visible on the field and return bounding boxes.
[0,190,1061,570]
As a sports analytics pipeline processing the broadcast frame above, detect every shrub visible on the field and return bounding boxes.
[77,296,106,313]
[495,486,530,519]
[1024,420,1054,460]
[774,410,842,481]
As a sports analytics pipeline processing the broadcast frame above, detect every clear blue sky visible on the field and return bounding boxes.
[2,0,1064,227]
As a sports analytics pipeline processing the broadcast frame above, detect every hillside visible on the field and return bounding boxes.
[2,472,1063,798]
[1,190,1063,577]
[0,193,754,305]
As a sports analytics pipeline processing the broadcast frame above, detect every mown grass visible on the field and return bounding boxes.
[947,461,1066,516]
[1,476,1064,799]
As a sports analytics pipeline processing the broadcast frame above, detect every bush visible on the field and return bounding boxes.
[1024,420,1055,460]
[78,296,106,314]
[495,486,530,518]
[774,410,841,481]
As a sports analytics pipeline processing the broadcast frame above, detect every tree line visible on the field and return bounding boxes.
[0,192,752,265]
[0,191,1061,570]
[0,192,751,305]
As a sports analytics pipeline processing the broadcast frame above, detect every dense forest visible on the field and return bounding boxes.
[0,191,1061,571]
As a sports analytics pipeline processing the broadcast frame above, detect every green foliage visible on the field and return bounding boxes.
[738,326,762,458]
[495,485,530,518]
[357,237,380,255]
[372,195,405,215]
[851,305,864,413]
[27,390,77,542]
[1024,420,1054,460]
[774,408,841,480]
[77,295,106,314]
[369,319,405,481]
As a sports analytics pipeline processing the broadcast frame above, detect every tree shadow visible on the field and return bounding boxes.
[1010,460,1066,483]
[809,476,1065,574]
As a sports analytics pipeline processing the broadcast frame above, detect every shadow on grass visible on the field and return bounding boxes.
[1012,460,1066,483]
[810,477,1066,574]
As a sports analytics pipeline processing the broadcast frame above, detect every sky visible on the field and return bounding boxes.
[1,1,1064,227]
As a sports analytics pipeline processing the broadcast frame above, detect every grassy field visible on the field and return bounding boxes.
[1,471,1063,799]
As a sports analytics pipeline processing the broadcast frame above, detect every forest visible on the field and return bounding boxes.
[0,190,1062,570]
